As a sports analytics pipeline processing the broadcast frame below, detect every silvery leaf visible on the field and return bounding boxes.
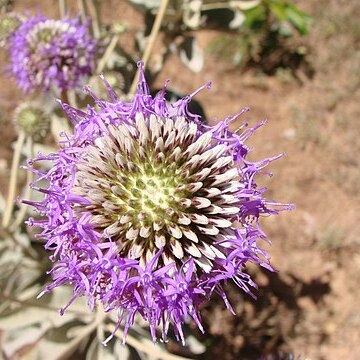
[229,0,261,10]
[185,335,206,354]
[229,10,246,29]
[50,115,72,144]
[178,36,204,73]
[129,0,161,11]
[183,0,203,29]
[1,321,51,358]
[86,336,120,360]
[33,143,56,155]
[114,340,132,360]
[0,305,74,331]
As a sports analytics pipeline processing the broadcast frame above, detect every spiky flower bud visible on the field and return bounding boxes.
[8,15,97,93]
[0,12,23,47]
[91,70,125,99]
[14,102,49,140]
[24,63,293,344]
[0,0,13,12]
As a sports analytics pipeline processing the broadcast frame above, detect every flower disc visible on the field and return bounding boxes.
[74,113,240,272]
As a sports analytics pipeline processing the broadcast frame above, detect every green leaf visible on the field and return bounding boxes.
[269,2,288,21]
[285,4,311,35]
[243,5,267,29]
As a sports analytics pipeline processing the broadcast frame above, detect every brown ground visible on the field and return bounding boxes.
[1,1,359,359]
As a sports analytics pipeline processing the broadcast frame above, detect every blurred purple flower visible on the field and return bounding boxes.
[24,62,294,344]
[8,15,97,93]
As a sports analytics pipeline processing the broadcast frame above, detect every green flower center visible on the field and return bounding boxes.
[73,114,240,268]
[110,160,184,226]
[0,16,21,38]
[36,28,56,43]
[27,20,72,48]
[16,107,43,133]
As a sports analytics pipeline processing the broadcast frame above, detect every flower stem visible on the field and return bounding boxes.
[2,130,26,229]
[86,0,101,38]
[78,0,87,23]
[129,0,170,95]
[60,89,70,105]
[59,0,66,18]
[89,34,119,87]
[11,136,33,231]
[96,34,118,74]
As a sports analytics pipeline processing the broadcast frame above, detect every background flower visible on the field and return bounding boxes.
[8,15,97,93]
[25,63,293,344]
[13,101,50,141]
[0,12,23,47]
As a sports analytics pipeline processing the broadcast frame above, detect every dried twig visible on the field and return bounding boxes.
[96,34,118,74]
[59,0,66,18]
[77,0,87,23]
[89,34,119,87]
[86,0,101,38]
[129,0,170,95]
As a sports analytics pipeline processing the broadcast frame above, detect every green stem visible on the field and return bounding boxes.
[2,131,26,229]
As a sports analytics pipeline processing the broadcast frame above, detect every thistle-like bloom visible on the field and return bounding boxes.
[25,63,293,344]
[8,15,97,93]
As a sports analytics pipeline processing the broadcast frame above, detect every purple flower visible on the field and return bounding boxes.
[8,15,97,93]
[24,62,294,344]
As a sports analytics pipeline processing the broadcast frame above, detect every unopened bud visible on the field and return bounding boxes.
[14,103,49,140]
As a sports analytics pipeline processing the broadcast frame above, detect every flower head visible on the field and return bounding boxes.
[25,62,293,344]
[8,15,97,93]
[14,101,49,140]
[0,12,23,47]
[0,0,13,12]
[91,70,125,99]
